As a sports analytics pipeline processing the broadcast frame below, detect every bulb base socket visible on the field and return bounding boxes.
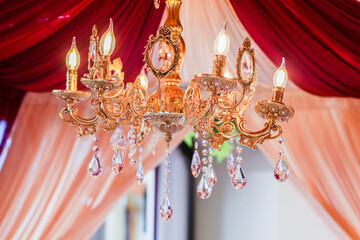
[66,70,78,91]
[212,54,226,76]
[272,87,284,102]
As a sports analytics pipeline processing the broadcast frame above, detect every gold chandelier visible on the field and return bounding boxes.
[53,0,294,221]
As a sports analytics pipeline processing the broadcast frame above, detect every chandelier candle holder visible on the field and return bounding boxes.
[53,0,294,221]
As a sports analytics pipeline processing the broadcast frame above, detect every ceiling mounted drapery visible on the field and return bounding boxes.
[230,0,360,97]
[0,0,165,91]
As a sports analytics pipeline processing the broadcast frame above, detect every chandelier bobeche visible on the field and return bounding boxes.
[53,0,294,221]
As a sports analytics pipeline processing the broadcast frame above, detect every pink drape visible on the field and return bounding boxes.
[182,0,359,238]
[247,89,360,239]
[0,92,188,239]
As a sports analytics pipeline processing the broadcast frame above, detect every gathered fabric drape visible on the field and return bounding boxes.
[1,0,359,239]
[0,0,165,91]
[0,92,188,239]
[248,90,360,239]
[0,0,165,154]
[181,0,356,238]
[230,0,360,97]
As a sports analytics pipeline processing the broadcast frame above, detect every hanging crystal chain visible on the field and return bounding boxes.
[136,147,144,184]
[160,144,173,221]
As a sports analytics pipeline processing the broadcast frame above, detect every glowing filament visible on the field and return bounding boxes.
[66,37,80,70]
[100,19,115,56]
[214,20,230,55]
[273,58,288,88]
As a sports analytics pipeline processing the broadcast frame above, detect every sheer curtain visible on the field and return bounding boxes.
[0,92,187,239]
[180,0,357,239]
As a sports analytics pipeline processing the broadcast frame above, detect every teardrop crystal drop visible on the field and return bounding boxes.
[88,154,102,176]
[160,195,173,221]
[274,156,289,182]
[191,149,201,178]
[136,161,144,184]
[232,164,246,190]
[197,173,212,199]
[111,151,124,174]
[110,126,127,151]
[206,163,217,187]
[227,153,236,177]
[240,50,253,83]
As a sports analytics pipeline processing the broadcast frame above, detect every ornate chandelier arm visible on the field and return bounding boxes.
[58,104,98,136]
[236,119,282,149]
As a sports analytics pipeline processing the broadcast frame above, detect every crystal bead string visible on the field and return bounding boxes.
[160,143,173,221]
[274,137,289,182]
[232,138,246,189]
[110,125,126,174]
[136,147,144,184]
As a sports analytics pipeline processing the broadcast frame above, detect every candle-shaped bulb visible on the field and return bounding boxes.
[66,37,80,70]
[273,58,288,88]
[138,71,148,89]
[214,20,230,55]
[100,19,115,56]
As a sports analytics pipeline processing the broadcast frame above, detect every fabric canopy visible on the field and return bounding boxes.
[230,0,360,97]
[0,0,165,91]
[0,92,188,239]
[0,0,165,156]
[1,0,359,239]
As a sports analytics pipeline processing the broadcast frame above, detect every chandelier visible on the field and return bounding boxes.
[53,0,294,221]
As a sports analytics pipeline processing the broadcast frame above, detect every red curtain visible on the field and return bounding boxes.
[0,0,165,155]
[230,0,360,97]
[0,0,165,91]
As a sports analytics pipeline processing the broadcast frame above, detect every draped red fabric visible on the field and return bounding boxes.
[0,0,165,91]
[230,0,360,97]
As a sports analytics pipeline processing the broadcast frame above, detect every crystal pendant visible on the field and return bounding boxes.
[90,41,97,62]
[232,164,246,190]
[274,156,289,182]
[226,153,236,177]
[128,126,137,146]
[206,163,217,187]
[240,50,253,83]
[153,0,160,9]
[130,157,136,167]
[88,154,102,176]
[191,149,201,178]
[136,161,144,184]
[160,195,173,221]
[197,173,212,199]
[111,151,124,174]
[110,126,126,151]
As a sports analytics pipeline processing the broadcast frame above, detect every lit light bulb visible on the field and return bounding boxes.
[66,37,80,70]
[100,19,115,56]
[138,71,148,88]
[273,58,288,88]
[214,20,230,55]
